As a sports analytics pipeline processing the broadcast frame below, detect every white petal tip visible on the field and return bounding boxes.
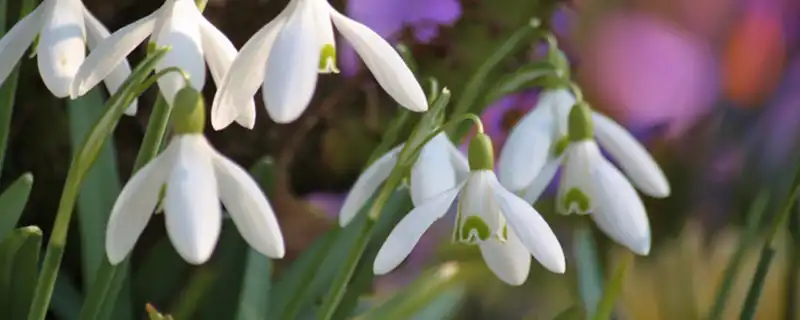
[543,257,566,274]
[180,251,213,265]
[373,262,392,276]
[106,251,125,265]
[628,238,651,256]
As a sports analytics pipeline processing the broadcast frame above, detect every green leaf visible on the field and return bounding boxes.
[482,61,558,106]
[170,267,217,320]
[0,226,43,319]
[51,271,84,320]
[593,251,633,320]
[235,249,273,320]
[739,185,800,320]
[552,305,585,320]
[0,0,30,179]
[574,223,603,318]
[0,173,34,238]
[355,263,464,320]
[708,191,769,320]
[67,88,122,289]
[30,46,171,320]
[448,19,541,139]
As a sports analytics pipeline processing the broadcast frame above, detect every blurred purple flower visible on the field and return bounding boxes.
[340,0,462,76]
[579,12,718,136]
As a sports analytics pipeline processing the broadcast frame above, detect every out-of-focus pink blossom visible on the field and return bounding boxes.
[579,12,718,136]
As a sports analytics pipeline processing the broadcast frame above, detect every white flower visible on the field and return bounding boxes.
[373,133,565,286]
[338,133,468,226]
[498,90,670,255]
[69,0,254,126]
[210,0,427,128]
[498,88,671,201]
[0,0,135,113]
[105,134,285,264]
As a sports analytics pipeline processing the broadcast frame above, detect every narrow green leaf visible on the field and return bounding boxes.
[483,61,558,106]
[449,19,541,138]
[574,222,603,319]
[67,88,122,288]
[0,0,31,179]
[355,262,463,320]
[170,267,217,320]
[708,191,769,320]
[269,228,339,317]
[552,305,585,320]
[0,173,33,238]
[0,226,43,319]
[29,47,171,320]
[740,247,776,320]
[739,185,800,320]
[235,249,272,320]
[249,156,277,197]
[133,237,189,306]
[593,251,633,320]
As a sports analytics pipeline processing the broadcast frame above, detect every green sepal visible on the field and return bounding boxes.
[468,133,494,171]
[171,87,206,134]
[568,102,594,142]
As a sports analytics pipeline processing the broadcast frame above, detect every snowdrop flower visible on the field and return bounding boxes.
[105,88,284,265]
[374,131,565,285]
[0,0,135,113]
[498,88,670,203]
[338,132,468,226]
[210,0,427,128]
[499,90,670,255]
[70,0,254,126]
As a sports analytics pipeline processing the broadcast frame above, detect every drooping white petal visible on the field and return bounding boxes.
[37,0,86,97]
[497,91,561,192]
[410,133,458,207]
[558,141,598,215]
[443,136,470,182]
[210,3,293,130]
[0,5,44,90]
[211,148,285,258]
[593,112,670,198]
[521,156,561,204]
[550,89,576,136]
[71,13,157,99]
[262,0,319,123]
[489,173,566,274]
[82,8,137,115]
[339,145,403,226]
[163,135,222,265]
[328,6,427,112]
[373,182,464,275]
[106,141,178,264]
[153,0,206,103]
[478,231,531,285]
[195,10,257,128]
[311,0,337,73]
[590,159,652,255]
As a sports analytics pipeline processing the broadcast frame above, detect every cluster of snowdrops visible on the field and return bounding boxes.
[0,0,669,288]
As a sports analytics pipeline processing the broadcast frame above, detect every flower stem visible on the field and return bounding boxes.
[77,94,172,320]
[27,48,170,320]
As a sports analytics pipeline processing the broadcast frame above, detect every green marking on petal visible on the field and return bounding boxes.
[318,44,339,74]
[501,224,508,241]
[553,135,570,156]
[562,187,591,213]
[460,216,491,243]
